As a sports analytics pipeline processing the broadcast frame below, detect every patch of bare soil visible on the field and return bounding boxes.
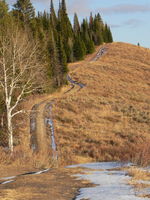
[0,168,93,200]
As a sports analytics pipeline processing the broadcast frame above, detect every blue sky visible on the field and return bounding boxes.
[7,0,150,48]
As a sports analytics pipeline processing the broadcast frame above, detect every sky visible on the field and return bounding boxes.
[7,0,150,48]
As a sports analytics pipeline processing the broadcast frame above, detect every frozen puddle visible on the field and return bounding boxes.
[68,162,150,200]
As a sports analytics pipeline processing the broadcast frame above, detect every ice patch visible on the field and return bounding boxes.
[67,162,132,170]
[68,162,150,200]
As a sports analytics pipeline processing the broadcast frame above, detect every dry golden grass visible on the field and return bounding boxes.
[1,42,149,168]
[128,167,150,181]
[127,166,150,195]
[53,42,150,165]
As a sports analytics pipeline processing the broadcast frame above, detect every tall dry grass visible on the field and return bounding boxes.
[1,42,149,169]
[53,42,150,166]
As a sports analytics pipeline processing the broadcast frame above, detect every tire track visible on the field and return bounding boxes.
[0,169,50,185]
[45,101,58,161]
[30,99,49,152]
[91,47,108,61]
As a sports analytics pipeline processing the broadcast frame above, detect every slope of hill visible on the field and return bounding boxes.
[53,42,150,165]
[0,42,150,200]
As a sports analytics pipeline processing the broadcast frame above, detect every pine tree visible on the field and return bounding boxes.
[107,26,113,42]
[50,0,57,28]
[57,34,68,84]
[103,24,113,43]
[42,11,50,30]
[81,18,95,54]
[73,13,80,35]
[86,39,95,54]
[73,36,86,61]
[89,12,93,30]
[61,0,67,12]
[47,30,61,87]
[13,0,35,23]
[67,37,74,62]
[96,13,103,25]
[58,0,73,62]
[92,14,103,45]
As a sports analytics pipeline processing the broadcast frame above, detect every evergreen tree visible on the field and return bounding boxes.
[92,14,104,45]
[81,18,95,54]
[58,0,73,61]
[57,34,68,84]
[67,37,74,62]
[50,0,57,28]
[89,12,93,30]
[96,13,103,25]
[42,11,50,30]
[103,24,113,43]
[73,36,86,61]
[47,30,61,87]
[86,39,95,54]
[13,0,35,23]
[61,0,67,12]
[73,13,80,35]
[107,26,113,42]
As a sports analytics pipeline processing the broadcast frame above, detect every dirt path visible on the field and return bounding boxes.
[30,74,86,159]
[36,101,48,153]
[30,47,107,158]
[0,168,92,200]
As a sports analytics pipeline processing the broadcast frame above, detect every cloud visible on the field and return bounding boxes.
[67,2,150,17]
[67,0,91,15]
[110,24,122,28]
[110,19,143,29]
[124,19,142,27]
[99,4,150,15]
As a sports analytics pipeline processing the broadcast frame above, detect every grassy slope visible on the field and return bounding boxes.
[53,42,150,165]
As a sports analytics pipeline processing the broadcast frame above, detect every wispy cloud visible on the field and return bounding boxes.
[67,0,91,15]
[68,2,150,16]
[110,19,143,29]
[110,24,122,28]
[124,19,142,27]
[98,4,150,15]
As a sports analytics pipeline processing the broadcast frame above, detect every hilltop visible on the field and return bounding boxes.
[53,42,150,165]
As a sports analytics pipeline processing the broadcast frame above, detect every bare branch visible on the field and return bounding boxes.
[12,110,25,118]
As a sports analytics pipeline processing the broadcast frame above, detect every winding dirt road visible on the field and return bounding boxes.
[30,76,86,158]
[30,47,107,161]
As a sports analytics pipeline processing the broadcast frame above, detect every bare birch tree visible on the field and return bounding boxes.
[0,28,41,152]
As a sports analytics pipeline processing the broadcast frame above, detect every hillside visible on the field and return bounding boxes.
[53,42,150,165]
[0,42,150,200]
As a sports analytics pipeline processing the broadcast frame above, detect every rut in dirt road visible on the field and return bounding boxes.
[45,101,58,161]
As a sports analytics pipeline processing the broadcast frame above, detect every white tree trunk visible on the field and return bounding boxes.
[1,114,4,128]
[7,111,13,152]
